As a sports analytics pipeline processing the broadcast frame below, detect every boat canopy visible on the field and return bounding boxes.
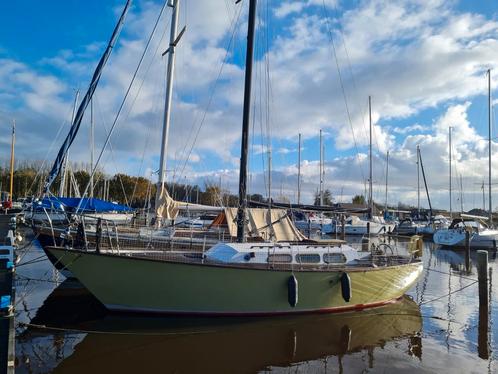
[155,187,225,220]
[36,197,133,213]
[211,208,306,242]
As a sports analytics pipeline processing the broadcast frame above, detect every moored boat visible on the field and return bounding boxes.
[433,216,498,250]
[46,243,423,315]
[42,0,423,317]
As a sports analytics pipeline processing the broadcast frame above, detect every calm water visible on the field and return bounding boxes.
[13,230,497,373]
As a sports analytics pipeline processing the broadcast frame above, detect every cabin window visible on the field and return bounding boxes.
[267,254,292,263]
[323,253,347,264]
[296,254,321,263]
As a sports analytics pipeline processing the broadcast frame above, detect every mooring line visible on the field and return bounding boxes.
[425,267,478,282]
[17,322,219,337]
[15,256,49,268]
[418,280,478,306]
[15,274,61,284]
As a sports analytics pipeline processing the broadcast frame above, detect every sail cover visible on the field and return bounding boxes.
[155,186,180,220]
[211,208,306,242]
[36,197,133,213]
[43,0,131,194]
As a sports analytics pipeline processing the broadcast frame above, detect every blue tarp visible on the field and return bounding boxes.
[36,197,133,213]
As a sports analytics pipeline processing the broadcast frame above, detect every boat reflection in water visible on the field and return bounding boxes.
[19,281,422,374]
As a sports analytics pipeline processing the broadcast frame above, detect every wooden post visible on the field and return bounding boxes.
[477,250,489,359]
[341,215,346,241]
[361,237,369,251]
[96,218,102,254]
[334,215,338,239]
[465,231,471,273]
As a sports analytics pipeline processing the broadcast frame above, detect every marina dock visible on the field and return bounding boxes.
[0,214,16,374]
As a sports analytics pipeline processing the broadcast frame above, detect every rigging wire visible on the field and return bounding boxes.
[320,1,366,186]
[93,96,130,206]
[77,0,169,213]
[25,104,75,196]
[327,3,391,204]
[174,3,244,184]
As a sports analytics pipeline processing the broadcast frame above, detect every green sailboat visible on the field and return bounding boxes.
[46,0,423,316]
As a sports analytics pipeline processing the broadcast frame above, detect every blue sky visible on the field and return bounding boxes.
[1,0,498,209]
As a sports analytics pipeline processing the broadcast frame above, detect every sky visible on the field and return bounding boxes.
[1,0,498,210]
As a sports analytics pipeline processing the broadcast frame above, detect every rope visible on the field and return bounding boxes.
[418,280,477,306]
[14,251,76,308]
[15,256,49,268]
[15,274,60,284]
[18,322,220,337]
[425,267,477,282]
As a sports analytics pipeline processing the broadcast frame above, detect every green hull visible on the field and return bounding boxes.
[47,247,423,315]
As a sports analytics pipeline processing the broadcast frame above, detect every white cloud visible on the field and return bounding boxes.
[393,124,429,135]
[2,0,498,209]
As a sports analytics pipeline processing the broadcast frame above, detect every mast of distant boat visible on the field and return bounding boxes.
[236,0,257,242]
[416,144,420,216]
[90,99,94,198]
[368,96,373,218]
[8,121,15,205]
[488,69,493,225]
[319,129,323,206]
[384,150,389,217]
[418,147,433,218]
[60,90,80,197]
[449,126,452,219]
[297,133,301,205]
[268,147,272,215]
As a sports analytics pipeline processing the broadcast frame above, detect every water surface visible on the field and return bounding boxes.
[14,232,497,373]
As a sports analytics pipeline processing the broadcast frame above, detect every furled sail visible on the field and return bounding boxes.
[155,187,180,220]
[43,0,132,194]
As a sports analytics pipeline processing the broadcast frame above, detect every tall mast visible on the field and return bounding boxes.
[297,133,301,205]
[90,98,94,198]
[268,148,272,211]
[319,129,323,206]
[368,96,373,218]
[236,0,257,243]
[459,174,463,213]
[90,99,95,197]
[384,150,389,216]
[9,121,15,203]
[419,147,433,217]
[482,181,485,211]
[449,126,452,219]
[157,0,181,193]
[488,69,493,225]
[60,90,80,197]
[417,144,420,215]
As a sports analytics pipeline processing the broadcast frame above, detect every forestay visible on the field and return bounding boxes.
[43,0,132,194]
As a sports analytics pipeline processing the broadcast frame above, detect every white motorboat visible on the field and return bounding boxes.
[335,216,393,236]
[294,213,334,233]
[433,217,498,250]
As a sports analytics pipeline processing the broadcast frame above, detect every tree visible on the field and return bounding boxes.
[352,195,366,205]
[314,189,333,206]
[201,182,221,206]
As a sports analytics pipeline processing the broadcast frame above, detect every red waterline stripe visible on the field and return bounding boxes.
[106,297,402,317]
